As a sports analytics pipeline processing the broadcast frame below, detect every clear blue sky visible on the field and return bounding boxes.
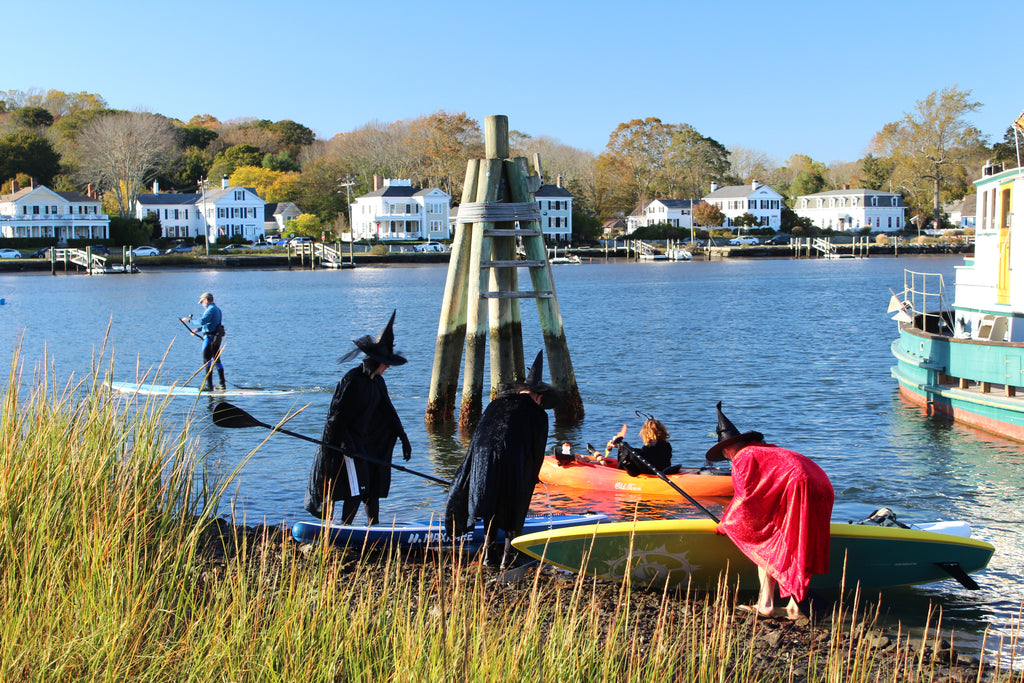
[7,0,1020,165]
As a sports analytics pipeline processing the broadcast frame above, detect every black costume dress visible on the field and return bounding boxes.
[444,392,549,539]
[617,440,672,476]
[304,363,406,519]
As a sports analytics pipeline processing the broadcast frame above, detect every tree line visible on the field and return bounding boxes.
[0,85,1016,240]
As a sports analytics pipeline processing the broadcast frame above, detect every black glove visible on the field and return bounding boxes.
[401,434,412,461]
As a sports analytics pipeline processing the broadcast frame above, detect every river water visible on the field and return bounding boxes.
[2,255,1022,655]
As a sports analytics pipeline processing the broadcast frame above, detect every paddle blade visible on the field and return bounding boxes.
[212,401,266,429]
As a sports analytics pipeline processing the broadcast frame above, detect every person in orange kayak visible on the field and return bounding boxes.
[706,401,834,620]
[606,417,674,476]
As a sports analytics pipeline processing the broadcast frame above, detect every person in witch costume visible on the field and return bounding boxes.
[444,350,553,568]
[304,310,413,525]
[707,401,833,620]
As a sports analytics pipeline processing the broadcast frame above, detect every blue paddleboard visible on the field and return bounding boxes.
[291,513,608,550]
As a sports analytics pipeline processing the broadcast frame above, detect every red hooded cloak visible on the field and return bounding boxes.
[716,444,833,602]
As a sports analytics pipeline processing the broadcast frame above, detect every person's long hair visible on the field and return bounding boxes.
[640,419,669,445]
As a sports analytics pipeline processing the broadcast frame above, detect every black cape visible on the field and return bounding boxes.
[304,364,405,518]
[617,440,672,476]
[444,392,548,538]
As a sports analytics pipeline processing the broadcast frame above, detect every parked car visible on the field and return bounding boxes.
[288,237,313,246]
[413,242,446,252]
[89,245,111,255]
[28,247,53,258]
[132,246,161,257]
[0,248,22,259]
[729,236,760,246]
[219,244,253,252]
[165,243,194,254]
[766,234,791,245]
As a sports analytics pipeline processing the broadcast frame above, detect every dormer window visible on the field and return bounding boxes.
[871,196,878,206]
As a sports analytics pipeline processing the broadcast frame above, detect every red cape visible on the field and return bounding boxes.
[716,444,834,602]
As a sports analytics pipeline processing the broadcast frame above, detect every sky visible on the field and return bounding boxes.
[5,0,1021,166]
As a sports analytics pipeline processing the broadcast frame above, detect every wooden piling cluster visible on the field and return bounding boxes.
[425,115,584,430]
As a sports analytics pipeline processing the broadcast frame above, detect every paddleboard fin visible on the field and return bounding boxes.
[935,562,980,590]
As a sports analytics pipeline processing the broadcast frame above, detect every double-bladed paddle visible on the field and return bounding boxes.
[211,401,450,487]
[607,440,721,523]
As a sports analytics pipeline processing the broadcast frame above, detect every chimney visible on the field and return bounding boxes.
[751,180,759,190]
[153,180,159,194]
[373,174,382,191]
[556,173,563,188]
[221,175,229,189]
[844,184,850,190]
[710,182,718,193]
[11,179,18,193]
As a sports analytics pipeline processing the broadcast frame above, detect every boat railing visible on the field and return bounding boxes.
[901,269,953,334]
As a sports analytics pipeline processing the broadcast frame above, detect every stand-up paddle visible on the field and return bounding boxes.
[212,402,450,487]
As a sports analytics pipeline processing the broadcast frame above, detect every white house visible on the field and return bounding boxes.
[626,199,694,233]
[0,182,109,240]
[794,188,906,232]
[134,177,267,243]
[264,202,302,236]
[535,176,573,241]
[703,181,784,229]
[944,194,976,229]
[350,178,450,242]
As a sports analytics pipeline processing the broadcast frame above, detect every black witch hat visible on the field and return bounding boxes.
[350,310,407,366]
[704,401,763,462]
[523,350,551,393]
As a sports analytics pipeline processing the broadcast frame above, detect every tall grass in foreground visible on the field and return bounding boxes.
[0,351,1020,681]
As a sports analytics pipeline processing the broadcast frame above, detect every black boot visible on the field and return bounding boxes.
[202,368,213,392]
[217,368,226,391]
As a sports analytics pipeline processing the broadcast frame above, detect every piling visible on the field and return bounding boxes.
[426,114,584,430]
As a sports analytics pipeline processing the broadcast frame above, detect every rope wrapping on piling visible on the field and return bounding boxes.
[455,201,542,224]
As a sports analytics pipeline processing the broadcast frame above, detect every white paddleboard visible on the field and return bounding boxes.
[105,380,294,397]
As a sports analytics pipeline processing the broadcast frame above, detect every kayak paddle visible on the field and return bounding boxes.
[211,401,450,487]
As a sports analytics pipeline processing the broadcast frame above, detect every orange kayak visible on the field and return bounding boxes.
[538,455,734,498]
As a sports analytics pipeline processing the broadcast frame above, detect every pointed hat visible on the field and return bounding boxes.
[352,310,407,366]
[523,350,551,393]
[704,401,763,462]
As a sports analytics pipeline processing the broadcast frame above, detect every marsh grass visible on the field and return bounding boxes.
[0,349,1020,681]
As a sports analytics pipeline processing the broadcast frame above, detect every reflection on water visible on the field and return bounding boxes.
[2,257,1023,660]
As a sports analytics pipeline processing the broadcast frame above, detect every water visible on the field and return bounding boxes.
[2,256,1022,654]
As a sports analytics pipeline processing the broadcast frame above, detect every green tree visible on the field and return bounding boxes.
[692,200,725,227]
[870,86,984,227]
[859,153,894,190]
[0,132,61,186]
[262,151,300,172]
[209,144,263,180]
[108,216,157,246]
[12,106,54,128]
[789,170,825,199]
[285,213,323,237]
[169,146,213,190]
[175,125,218,150]
[991,126,1021,167]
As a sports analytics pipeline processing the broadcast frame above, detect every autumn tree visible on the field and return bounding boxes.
[663,124,731,199]
[692,200,725,227]
[409,111,482,197]
[229,166,301,202]
[870,86,985,226]
[76,112,178,218]
[597,117,672,211]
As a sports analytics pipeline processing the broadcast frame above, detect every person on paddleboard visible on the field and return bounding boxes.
[606,417,674,476]
[444,350,552,569]
[184,291,226,392]
[706,401,833,620]
[304,310,412,525]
